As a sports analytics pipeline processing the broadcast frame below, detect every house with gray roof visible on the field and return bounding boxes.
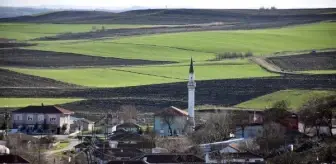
[11,104,74,134]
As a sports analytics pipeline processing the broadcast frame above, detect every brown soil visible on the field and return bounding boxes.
[0,68,79,87]
[267,51,336,71]
[0,48,174,68]
[1,74,335,106]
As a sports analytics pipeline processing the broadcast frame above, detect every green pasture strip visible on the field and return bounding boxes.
[300,70,336,74]
[5,62,277,88]
[235,89,336,112]
[0,98,83,108]
[112,22,336,56]
[28,41,215,62]
[115,63,277,81]
[0,23,154,40]
[26,22,336,62]
[6,67,179,87]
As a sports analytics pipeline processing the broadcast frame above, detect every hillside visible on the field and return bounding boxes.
[1,8,336,25]
[235,89,336,111]
[0,6,56,18]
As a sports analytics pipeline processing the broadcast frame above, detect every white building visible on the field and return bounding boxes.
[188,58,196,129]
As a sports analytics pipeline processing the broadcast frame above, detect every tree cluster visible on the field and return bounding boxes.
[298,95,335,138]
[213,51,253,61]
[189,112,235,144]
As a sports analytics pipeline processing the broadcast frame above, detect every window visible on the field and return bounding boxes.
[48,115,57,122]
[27,114,33,121]
[15,114,22,121]
[38,115,44,121]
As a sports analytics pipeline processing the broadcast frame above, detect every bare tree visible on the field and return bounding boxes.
[232,111,250,138]
[238,139,261,154]
[119,105,137,123]
[256,122,286,155]
[156,137,192,153]
[190,112,235,144]
[6,135,48,164]
[299,95,336,137]
[144,128,157,148]
[162,114,174,136]
[268,152,302,164]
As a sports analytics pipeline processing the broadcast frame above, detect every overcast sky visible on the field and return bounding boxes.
[1,0,336,9]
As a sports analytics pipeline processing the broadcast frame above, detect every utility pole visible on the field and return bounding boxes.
[4,109,10,137]
[38,132,42,164]
[102,115,108,163]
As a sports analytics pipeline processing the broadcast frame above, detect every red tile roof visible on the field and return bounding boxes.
[12,105,74,114]
[154,106,189,117]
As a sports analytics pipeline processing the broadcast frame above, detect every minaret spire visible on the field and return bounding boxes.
[188,57,196,131]
[189,57,194,73]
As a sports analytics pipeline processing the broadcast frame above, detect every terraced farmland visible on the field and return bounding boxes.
[112,22,336,56]
[0,23,154,40]
[5,61,277,87]
[28,22,336,63]
[0,12,335,112]
[28,41,215,62]
[267,51,336,72]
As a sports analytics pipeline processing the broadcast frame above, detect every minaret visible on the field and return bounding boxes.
[188,58,196,129]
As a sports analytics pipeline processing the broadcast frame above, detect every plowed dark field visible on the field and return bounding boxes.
[267,51,336,71]
[0,48,173,68]
[1,74,335,107]
[0,68,79,87]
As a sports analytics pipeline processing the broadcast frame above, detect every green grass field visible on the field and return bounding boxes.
[5,62,277,87]
[113,22,336,56]
[0,23,154,40]
[300,70,336,74]
[0,98,83,107]
[235,89,336,111]
[28,41,215,62]
[27,22,336,62]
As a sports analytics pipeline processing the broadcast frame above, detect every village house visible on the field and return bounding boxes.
[153,106,189,136]
[11,105,74,134]
[73,118,94,131]
[111,122,141,134]
[108,130,154,152]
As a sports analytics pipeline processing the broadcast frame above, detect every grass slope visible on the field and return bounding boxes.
[28,22,336,62]
[0,23,153,40]
[235,89,336,111]
[0,98,83,107]
[113,22,336,56]
[5,62,277,87]
[29,41,214,62]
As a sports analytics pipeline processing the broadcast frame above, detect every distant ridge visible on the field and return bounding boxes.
[0,6,57,18]
[1,8,336,24]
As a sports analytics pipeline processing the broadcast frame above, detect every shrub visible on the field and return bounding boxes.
[61,124,68,132]
[40,135,56,144]
[212,52,254,61]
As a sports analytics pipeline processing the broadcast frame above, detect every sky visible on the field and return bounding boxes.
[1,0,336,9]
